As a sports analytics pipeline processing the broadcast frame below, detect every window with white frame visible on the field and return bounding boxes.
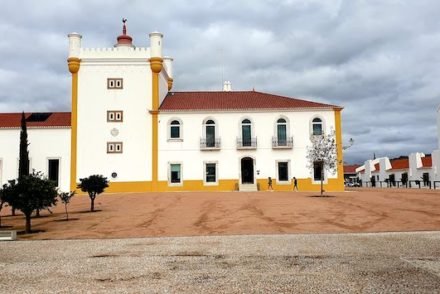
[277,161,289,182]
[107,111,123,122]
[204,162,218,184]
[313,161,323,181]
[276,118,287,145]
[169,163,182,184]
[241,119,252,146]
[204,119,216,147]
[48,158,60,187]
[107,78,123,89]
[169,119,182,140]
[107,142,123,153]
[312,118,323,135]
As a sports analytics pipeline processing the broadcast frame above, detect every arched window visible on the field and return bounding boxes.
[241,119,252,146]
[276,118,287,146]
[312,118,323,135]
[169,120,181,139]
[205,119,216,147]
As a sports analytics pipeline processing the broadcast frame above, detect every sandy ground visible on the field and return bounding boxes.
[1,188,440,240]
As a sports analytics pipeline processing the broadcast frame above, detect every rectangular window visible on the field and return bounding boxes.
[277,162,289,182]
[48,159,60,187]
[170,126,180,138]
[107,78,123,89]
[205,163,217,183]
[107,142,123,153]
[170,164,181,184]
[107,111,123,122]
[313,124,322,136]
[313,161,323,181]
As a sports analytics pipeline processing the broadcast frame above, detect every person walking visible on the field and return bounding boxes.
[268,177,273,191]
[293,177,298,191]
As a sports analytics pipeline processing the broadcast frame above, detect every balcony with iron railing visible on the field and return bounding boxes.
[200,138,221,150]
[236,137,257,150]
[272,136,293,149]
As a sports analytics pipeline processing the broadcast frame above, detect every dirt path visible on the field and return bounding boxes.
[1,189,440,240]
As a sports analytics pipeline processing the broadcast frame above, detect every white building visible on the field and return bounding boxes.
[0,113,71,191]
[0,21,345,193]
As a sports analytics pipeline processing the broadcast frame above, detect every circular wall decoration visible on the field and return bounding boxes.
[111,172,118,178]
[111,128,119,137]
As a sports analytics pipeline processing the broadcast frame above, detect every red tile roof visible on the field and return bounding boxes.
[344,165,360,174]
[160,91,341,111]
[390,158,409,170]
[0,112,71,128]
[421,156,432,168]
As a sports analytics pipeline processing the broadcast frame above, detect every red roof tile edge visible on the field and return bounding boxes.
[0,112,71,128]
[160,91,342,111]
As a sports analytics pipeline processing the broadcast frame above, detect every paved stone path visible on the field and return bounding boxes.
[1,231,440,293]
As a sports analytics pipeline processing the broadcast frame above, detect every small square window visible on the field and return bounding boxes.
[107,78,123,89]
[107,111,123,122]
[107,142,123,153]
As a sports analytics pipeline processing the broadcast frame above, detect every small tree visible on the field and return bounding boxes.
[59,191,75,221]
[78,175,109,212]
[306,130,338,196]
[3,172,58,233]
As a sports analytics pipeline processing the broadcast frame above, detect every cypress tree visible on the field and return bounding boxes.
[18,112,30,179]
[13,112,30,216]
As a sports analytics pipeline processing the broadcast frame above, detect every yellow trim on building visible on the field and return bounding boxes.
[106,181,152,193]
[150,57,163,191]
[167,78,173,91]
[68,57,80,192]
[334,109,344,191]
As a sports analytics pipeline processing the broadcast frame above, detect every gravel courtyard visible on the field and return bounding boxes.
[1,232,440,293]
[1,188,440,240]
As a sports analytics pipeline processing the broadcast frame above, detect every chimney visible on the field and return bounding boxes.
[68,32,82,58]
[223,81,232,92]
[149,31,163,58]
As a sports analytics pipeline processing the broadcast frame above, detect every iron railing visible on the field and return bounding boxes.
[200,138,221,150]
[236,137,257,149]
[272,136,293,149]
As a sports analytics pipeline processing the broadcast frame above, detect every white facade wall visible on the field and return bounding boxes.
[0,128,70,191]
[76,62,153,182]
[158,109,337,183]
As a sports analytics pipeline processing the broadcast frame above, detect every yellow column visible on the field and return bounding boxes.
[150,57,163,191]
[68,57,80,192]
[334,109,344,190]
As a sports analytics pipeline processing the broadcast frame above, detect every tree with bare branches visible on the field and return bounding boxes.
[306,130,338,196]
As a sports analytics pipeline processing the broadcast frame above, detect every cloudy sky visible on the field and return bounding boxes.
[1,0,439,164]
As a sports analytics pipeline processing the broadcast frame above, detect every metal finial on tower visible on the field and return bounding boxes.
[122,18,127,35]
[115,18,133,47]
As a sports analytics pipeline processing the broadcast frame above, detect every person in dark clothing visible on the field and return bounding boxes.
[293,177,298,191]
[268,177,273,190]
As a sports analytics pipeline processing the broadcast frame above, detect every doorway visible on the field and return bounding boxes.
[241,157,254,184]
